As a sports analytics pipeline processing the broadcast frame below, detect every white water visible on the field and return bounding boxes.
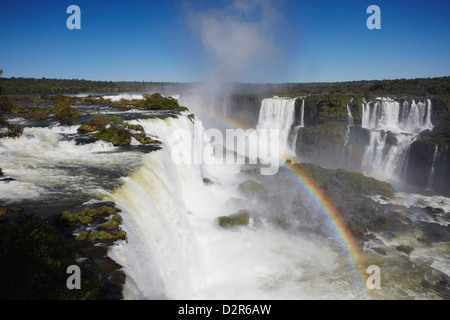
[340,103,354,168]
[428,145,439,189]
[105,115,366,300]
[0,124,143,203]
[362,98,433,134]
[256,97,298,157]
[361,99,433,181]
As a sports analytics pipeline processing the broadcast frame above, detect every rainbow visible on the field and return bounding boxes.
[283,161,372,299]
[185,105,374,299]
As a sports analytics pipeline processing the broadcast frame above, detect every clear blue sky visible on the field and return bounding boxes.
[1,0,449,83]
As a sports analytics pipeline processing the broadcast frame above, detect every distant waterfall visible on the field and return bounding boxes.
[289,99,305,153]
[340,101,354,168]
[427,145,439,189]
[362,98,433,133]
[361,98,433,181]
[256,97,298,157]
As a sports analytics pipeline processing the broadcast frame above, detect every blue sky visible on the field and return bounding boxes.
[0,0,449,83]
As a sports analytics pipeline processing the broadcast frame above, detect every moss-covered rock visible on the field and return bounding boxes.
[238,180,267,198]
[97,205,116,216]
[100,219,121,231]
[79,215,93,225]
[75,231,90,241]
[88,230,115,242]
[111,214,122,222]
[59,210,80,223]
[218,210,250,228]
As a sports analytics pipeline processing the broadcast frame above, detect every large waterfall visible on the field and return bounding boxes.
[256,97,300,157]
[105,115,365,300]
[361,98,433,180]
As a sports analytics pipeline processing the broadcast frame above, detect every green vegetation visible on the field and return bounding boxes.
[93,116,132,146]
[218,210,250,228]
[289,162,395,243]
[52,101,80,120]
[134,93,188,111]
[0,214,102,299]
[2,76,449,97]
[77,115,109,133]
[60,204,127,244]
[77,114,161,146]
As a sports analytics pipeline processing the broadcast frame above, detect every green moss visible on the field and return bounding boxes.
[112,214,122,222]
[88,230,115,242]
[79,215,93,225]
[115,231,127,241]
[127,124,144,131]
[97,205,116,216]
[218,210,250,228]
[59,210,79,223]
[75,231,90,241]
[100,219,121,231]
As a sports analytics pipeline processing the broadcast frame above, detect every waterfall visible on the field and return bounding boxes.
[256,97,298,157]
[105,115,363,300]
[361,98,433,181]
[340,102,354,168]
[362,98,433,133]
[288,99,305,154]
[427,145,439,189]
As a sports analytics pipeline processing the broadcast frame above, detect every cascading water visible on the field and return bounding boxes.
[288,99,304,153]
[361,98,433,181]
[104,115,367,300]
[340,101,354,168]
[427,145,439,189]
[256,97,298,157]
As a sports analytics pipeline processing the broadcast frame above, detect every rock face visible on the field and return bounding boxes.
[58,202,127,299]
[238,180,267,199]
[218,210,250,228]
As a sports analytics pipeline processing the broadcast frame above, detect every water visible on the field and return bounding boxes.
[256,97,298,157]
[105,116,367,299]
[1,95,448,300]
[361,98,433,182]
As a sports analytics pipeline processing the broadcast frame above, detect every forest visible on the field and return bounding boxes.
[1,74,450,98]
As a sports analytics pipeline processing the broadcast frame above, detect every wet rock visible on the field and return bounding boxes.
[0,207,6,218]
[425,206,445,214]
[203,178,213,185]
[396,245,414,255]
[75,135,97,145]
[218,210,250,228]
[10,206,24,214]
[238,180,267,199]
[99,219,121,232]
[372,247,387,256]
[368,217,390,231]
